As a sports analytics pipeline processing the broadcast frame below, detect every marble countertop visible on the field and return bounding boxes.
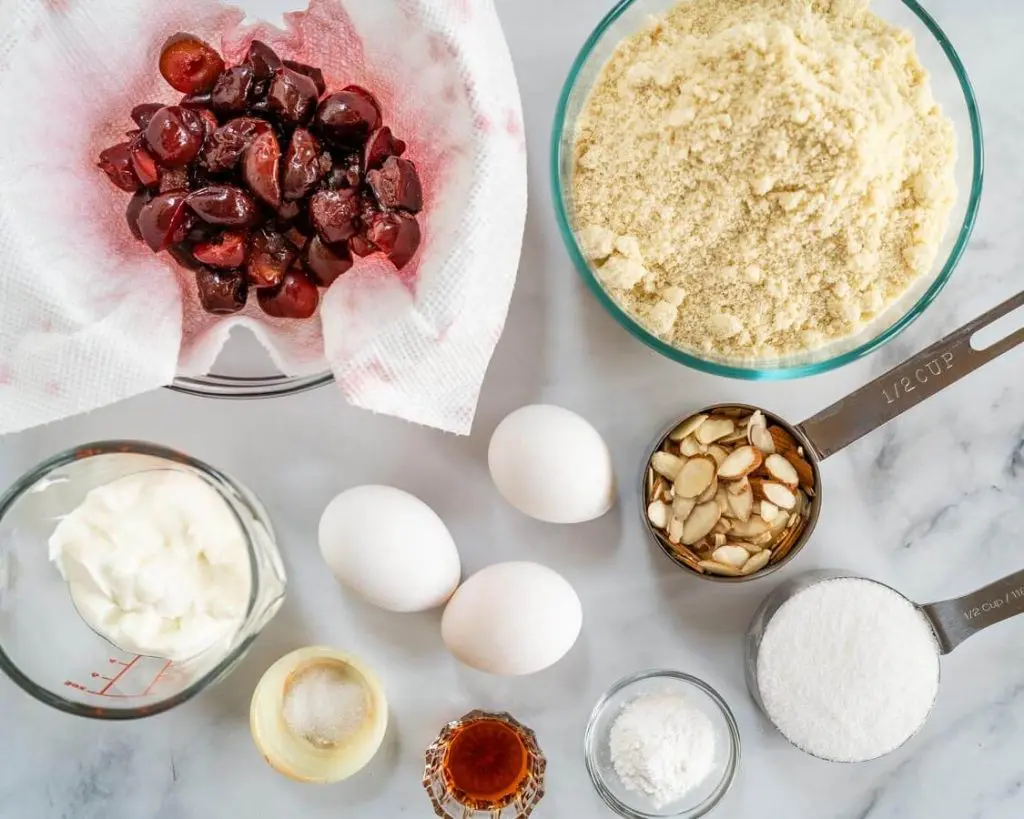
[2,0,1022,817]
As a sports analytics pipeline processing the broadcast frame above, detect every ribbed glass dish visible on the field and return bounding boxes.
[551,0,984,379]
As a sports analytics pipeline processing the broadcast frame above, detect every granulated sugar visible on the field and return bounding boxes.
[282,663,368,748]
[756,577,940,762]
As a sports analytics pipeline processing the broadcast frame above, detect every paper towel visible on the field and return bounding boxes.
[0,0,526,434]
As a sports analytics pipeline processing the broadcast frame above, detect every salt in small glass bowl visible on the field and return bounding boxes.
[584,670,740,819]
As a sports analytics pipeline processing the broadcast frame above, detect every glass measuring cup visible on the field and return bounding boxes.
[744,567,1024,761]
[644,291,1024,581]
[0,441,287,719]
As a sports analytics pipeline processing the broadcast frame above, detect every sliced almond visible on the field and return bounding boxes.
[736,540,763,554]
[714,487,730,515]
[760,500,779,523]
[726,476,750,495]
[651,451,685,481]
[753,531,775,546]
[682,501,721,545]
[679,436,703,457]
[769,509,792,534]
[740,550,771,575]
[698,560,743,577]
[726,482,754,522]
[707,444,729,467]
[768,425,799,454]
[673,455,717,499]
[646,467,655,498]
[765,453,799,488]
[667,540,703,571]
[713,533,727,547]
[762,481,796,510]
[717,445,763,480]
[667,516,684,544]
[696,416,736,445]
[651,475,668,503]
[647,500,670,529]
[792,489,807,516]
[749,422,776,455]
[697,476,719,504]
[729,516,771,538]
[786,452,816,490]
[672,495,696,521]
[713,517,732,534]
[769,522,804,564]
[712,544,750,568]
[669,414,708,442]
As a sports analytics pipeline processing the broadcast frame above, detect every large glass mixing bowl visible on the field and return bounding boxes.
[0,442,287,719]
[551,0,984,379]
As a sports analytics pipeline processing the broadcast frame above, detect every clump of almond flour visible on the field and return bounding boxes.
[572,0,957,360]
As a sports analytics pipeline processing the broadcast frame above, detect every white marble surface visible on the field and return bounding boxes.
[1,0,1023,817]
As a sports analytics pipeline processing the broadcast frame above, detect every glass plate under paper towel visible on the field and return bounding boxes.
[584,670,740,819]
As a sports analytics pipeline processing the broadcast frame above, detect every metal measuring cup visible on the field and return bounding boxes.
[643,290,1024,581]
[744,567,1024,762]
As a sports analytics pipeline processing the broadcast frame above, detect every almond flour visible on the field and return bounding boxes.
[572,0,957,360]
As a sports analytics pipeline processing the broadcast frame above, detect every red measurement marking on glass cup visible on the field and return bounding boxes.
[63,655,175,698]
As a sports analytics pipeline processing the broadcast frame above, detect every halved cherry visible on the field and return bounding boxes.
[144,106,204,168]
[309,188,361,245]
[211,65,253,115]
[186,185,259,227]
[179,90,213,109]
[200,116,271,173]
[281,128,324,201]
[159,33,225,94]
[283,59,326,96]
[242,130,282,208]
[367,156,422,212]
[137,191,190,252]
[323,152,361,189]
[196,267,247,314]
[193,230,248,268]
[245,40,282,83]
[246,228,296,288]
[364,126,406,171]
[267,68,318,124]
[349,233,377,257]
[366,210,421,269]
[302,235,353,286]
[195,108,219,138]
[97,142,141,191]
[315,89,380,145]
[130,102,164,130]
[258,267,320,318]
[129,137,161,187]
[125,189,152,240]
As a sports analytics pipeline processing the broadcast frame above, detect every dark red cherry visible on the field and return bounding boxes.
[195,108,219,139]
[129,137,161,187]
[276,198,303,224]
[343,85,381,120]
[366,211,421,269]
[302,235,352,287]
[246,229,296,288]
[245,40,282,83]
[130,103,164,130]
[179,90,213,109]
[367,156,422,212]
[309,188,360,244]
[125,189,152,240]
[196,268,247,314]
[364,126,406,171]
[193,230,248,268]
[186,185,259,227]
[144,106,204,168]
[323,152,361,189]
[137,191,190,252]
[281,128,325,201]
[159,33,225,94]
[211,65,253,115]
[97,142,141,191]
[258,268,320,318]
[201,117,272,173]
[314,90,380,145]
[349,233,377,257]
[267,68,318,124]
[240,130,281,208]
[283,59,326,96]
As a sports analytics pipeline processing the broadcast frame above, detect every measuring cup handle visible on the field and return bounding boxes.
[921,569,1024,654]
[796,291,1024,460]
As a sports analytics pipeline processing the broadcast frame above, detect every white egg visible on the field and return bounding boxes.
[442,561,582,675]
[318,485,461,613]
[488,404,616,524]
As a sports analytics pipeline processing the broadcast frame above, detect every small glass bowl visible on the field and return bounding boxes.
[551,0,984,379]
[585,670,741,818]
